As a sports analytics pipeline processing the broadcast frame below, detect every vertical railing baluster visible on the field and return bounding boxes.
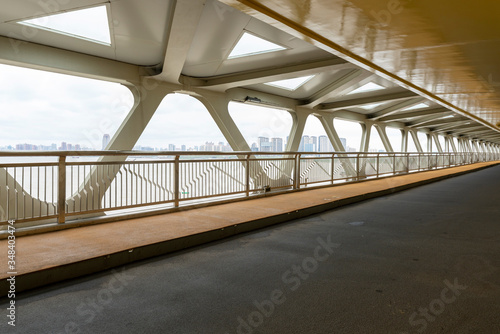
[174,155,180,207]
[331,154,335,184]
[30,166,34,218]
[376,153,380,177]
[406,153,410,173]
[392,153,396,175]
[295,154,301,189]
[246,154,250,197]
[356,153,360,181]
[58,156,66,223]
[13,167,17,220]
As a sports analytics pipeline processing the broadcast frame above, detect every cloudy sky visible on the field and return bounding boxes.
[0,63,412,151]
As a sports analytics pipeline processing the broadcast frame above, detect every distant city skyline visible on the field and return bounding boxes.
[0,135,359,153]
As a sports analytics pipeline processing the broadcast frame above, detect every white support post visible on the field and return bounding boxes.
[358,121,373,178]
[284,108,308,187]
[401,129,409,153]
[193,92,251,152]
[472,140,480,152]
[319,115,349,152]
[465,139,473,153]
[75,79,174,209]
[359,121,373,153]
[286,107,310,152]
[409,130,424,153]
[427,133,433,153]
[431,133,443,153]
[194,91,287,190]
[449,136,457,153]
[457,138,464,153]
[375,124,394,153]
[319,114,357,178]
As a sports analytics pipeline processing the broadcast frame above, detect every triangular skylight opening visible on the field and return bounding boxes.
[228,32,286,59]
[347,82,385,95]
[401,103,429,111]
[18,5,111,45]
[358,102,386,110]
[265,75,315,91]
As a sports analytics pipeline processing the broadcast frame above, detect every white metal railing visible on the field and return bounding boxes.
[0,151,498,227]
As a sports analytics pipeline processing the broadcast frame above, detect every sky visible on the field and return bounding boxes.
[0,63,421,152]
[0,64,131,149]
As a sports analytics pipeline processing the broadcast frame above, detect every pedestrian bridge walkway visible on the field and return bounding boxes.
[1,160,498,294]
[2,161,500,333]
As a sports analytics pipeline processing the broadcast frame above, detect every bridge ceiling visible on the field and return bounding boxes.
[0,0,172,66]
[217,0,500,142]
[1,0,500,144]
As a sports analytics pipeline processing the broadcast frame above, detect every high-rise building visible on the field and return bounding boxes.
[299,135,308,151]
[168,144,176,151]
[271,138,283,152]
[301,135,317,152]
[340,138,347,151]
[258,137,272,152]
[311,136,317,149]
[318,135,334,152]
[201,142,215,151]
[102,134,110,150]
[261,142,272,152]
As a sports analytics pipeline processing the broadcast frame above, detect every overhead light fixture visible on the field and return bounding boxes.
[240,96,284,109]
[244,96,262,103]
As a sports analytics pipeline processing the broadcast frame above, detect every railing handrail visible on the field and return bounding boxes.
[0,150,492,157]
[1,150,498,227]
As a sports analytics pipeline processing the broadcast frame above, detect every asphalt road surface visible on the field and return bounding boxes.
[2,165,500,334]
